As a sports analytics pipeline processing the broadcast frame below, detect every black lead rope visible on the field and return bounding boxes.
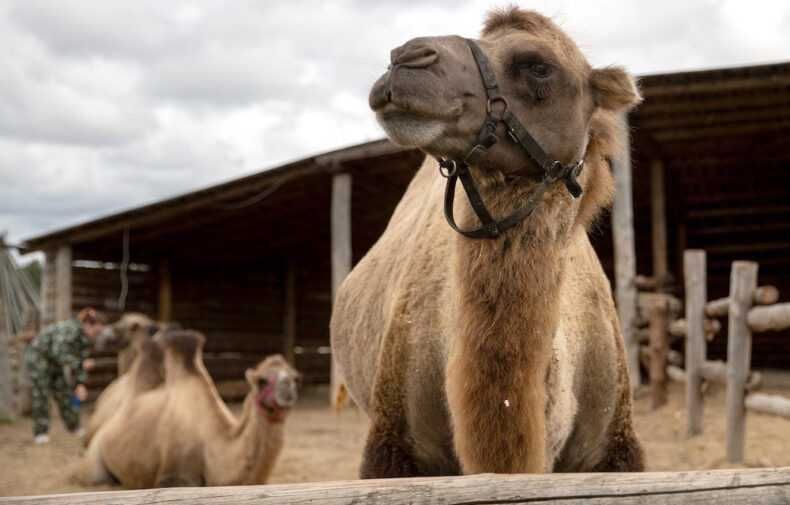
[439,39,584,240]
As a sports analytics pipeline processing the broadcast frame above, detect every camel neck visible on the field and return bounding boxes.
[446,172,573,473]
[230,393,284,484]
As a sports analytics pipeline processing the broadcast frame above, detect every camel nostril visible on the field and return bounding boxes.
[392,45,439,69]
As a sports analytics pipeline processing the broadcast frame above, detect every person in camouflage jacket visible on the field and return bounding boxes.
[24,308,106,443]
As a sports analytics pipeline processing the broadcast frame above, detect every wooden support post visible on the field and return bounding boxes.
[283,261,296,364]
[3,467,790,505]
[54,245,72,321]
[684,250,706,436]
[726,261,758,464]
[0,299,14,421]
[649,298,669,409]
[158,259,172,322]
[330,173,352,406]
[650,159,669,287]
[611,121,640,393]
[40,250,55,326]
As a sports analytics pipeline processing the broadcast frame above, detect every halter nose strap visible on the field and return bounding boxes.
[439,39,584,240]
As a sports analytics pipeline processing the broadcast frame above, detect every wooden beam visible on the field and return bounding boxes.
[330,173,352,406]
[54,245,72,321]
[611,115,640,394]
[684,250,706,437]
[653,119,790,142]
[669,317,721,339]
[706,286,780,318]
[650,159,669,287]
[643,73,790,97]
[746,393,790,418]
[665,360,762,391]
[4,468,790,505]
[726,261,758,464]
[635,89,790,116]
[157,259,172,322]
[283,260,296,364]
[748,303,790,333]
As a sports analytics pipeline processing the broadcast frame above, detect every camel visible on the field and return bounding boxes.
[96,312,163,374]
[81,330,300,487]
[85,313,165,445]
[331,7,644,477]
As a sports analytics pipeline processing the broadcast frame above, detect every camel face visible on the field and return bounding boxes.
[370,9,639,176]
[96,313,159,352]
[245,354,300,423]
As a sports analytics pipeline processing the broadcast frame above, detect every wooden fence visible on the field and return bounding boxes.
[2,468,790,504]
[677,250,790,463]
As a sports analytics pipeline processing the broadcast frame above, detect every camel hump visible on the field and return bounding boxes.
[160,329,205,372]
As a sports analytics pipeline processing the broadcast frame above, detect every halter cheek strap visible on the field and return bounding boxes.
[439,39,584,240]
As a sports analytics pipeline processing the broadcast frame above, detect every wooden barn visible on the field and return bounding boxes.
[21,61,790,395]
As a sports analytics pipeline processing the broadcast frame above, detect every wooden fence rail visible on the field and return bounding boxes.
[2,468,790,505]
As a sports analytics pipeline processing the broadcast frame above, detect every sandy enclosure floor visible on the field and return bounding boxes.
[2,381,790,497]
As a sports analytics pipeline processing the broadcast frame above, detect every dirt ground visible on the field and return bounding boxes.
[2,381,790,497]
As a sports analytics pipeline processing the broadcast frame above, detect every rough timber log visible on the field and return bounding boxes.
[611,124,640,392]
[705,285,779,318]
[648,299,669,409]
[746,393,790,418]
[726,261,758,464]
[747,303,790,333]
[684,249,706,437]
[3,468,790,505]
[668,318,721,339]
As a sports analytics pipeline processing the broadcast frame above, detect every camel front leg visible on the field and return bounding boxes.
[360,419,422,479]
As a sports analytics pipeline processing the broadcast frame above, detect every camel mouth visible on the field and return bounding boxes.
[370,70,462,118]
[255,384,296,423]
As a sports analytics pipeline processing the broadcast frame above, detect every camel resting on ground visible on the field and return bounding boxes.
[331,7,644,477]
[81,330,300,487]
[85,313,167,445]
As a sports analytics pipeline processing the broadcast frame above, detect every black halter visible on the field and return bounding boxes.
[439,39,584,240]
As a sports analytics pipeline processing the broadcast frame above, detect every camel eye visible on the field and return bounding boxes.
[528,62,552,79]
[258,377,269,388]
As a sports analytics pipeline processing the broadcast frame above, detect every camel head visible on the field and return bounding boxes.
[369,7,641,177]
[245,354,301,424]
[96,312,160,352]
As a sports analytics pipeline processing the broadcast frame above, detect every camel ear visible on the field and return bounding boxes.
[245,368,255,384]
[590,66,641,112]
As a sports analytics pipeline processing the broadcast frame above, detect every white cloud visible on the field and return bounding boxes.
[1,0,789,248]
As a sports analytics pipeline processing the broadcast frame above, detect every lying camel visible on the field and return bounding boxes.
[85,313,165,445]
[331,7,644,477]
[82,330,300,487]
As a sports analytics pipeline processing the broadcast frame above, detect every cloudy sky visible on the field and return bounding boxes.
[2,0,789,249]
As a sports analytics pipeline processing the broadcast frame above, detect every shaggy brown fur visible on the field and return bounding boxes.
[332,7,644,477]
[79,331,300,487]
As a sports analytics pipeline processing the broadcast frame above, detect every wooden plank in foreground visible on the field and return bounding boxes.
[2,468,790,505]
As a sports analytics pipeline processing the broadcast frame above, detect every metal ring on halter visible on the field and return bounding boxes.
[486,96,509,118]
[439,159,458,178]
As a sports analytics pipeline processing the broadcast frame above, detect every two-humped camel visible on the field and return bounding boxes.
[81,330,300,487]
[85,313,164,445]
[331,7,644,477]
